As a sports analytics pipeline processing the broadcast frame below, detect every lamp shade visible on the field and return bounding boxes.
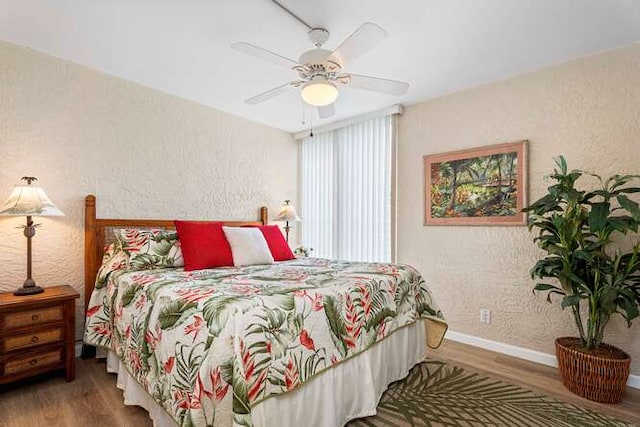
[0,185,64,217]
[300,78,339,107]
[274,201,301,222]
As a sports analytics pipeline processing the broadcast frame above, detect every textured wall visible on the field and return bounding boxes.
[398,43,640,375]
[0,41,298,340]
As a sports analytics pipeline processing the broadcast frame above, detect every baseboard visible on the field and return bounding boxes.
[75,341,83,357]
[630,374,640,389]
[445,330,640,390]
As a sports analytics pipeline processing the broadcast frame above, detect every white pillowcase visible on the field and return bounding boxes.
[223,226,275,266]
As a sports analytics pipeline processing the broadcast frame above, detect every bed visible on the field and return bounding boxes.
[82,195,448,427]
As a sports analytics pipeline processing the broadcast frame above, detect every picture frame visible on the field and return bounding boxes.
[424,140,528,226]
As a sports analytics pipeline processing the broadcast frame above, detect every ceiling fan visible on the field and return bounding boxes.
[231,22,409,119]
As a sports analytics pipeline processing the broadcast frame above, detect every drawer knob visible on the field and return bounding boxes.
[31,335,39,343]
[29,359,38,366]
[31,314,40,321]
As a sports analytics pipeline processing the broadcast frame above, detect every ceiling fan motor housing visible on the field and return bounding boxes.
[298,48,332,68]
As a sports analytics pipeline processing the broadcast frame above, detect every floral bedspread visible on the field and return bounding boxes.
[84,257,446,427]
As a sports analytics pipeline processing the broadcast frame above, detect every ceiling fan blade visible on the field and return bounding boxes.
[245,83,293,104]
[318,103,335,119]
[231,42,299,69]
[345,74,409,96]
[326,22,387,68]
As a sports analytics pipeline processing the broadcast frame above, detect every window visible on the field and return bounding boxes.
[301,114,395,262]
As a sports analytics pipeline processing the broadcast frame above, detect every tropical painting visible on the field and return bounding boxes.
[424,141,527,225]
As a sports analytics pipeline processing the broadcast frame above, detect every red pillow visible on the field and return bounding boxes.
[174,221,234,270]
[259,225,295,261]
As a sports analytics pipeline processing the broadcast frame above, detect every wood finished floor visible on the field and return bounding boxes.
[0,340,638,427]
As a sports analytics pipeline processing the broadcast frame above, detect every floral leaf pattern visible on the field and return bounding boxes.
[158,300,198,330]
[84,257,445,427]
[116,228,184,270]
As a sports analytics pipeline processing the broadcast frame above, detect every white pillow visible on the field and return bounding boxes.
[222,227,275,266]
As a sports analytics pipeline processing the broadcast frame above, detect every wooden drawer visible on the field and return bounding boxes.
[2,347,63,376]
[1,328,63,353]
[2,305,63,329]
[0,286,79,384]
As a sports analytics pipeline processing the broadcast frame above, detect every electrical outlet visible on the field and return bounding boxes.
[480,308,491,324]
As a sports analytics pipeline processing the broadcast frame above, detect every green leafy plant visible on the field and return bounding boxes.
[523,156,640,349]
[294,245,314,258]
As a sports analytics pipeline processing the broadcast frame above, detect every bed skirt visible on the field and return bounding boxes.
[101,320,427,427]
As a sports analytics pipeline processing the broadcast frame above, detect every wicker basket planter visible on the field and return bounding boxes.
[555,337,631,404]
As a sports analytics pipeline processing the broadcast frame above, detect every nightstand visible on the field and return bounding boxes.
[0,285,79,384]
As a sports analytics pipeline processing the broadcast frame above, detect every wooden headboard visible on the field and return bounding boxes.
[83,194,268,312]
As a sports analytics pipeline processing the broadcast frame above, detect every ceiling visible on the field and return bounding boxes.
[2,0,640,133]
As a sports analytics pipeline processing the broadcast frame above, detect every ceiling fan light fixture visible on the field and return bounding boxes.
[301,79,339,107]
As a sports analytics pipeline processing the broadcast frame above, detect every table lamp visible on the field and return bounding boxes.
[0,177,64,295]
[274,200,300,243]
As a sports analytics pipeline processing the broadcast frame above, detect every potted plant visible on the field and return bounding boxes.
[294,245,314,258]
[523,156,640,404]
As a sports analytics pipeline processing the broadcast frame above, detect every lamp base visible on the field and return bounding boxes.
[14,284,44,296]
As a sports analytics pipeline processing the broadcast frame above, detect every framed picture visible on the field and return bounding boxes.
[424,140,528,226]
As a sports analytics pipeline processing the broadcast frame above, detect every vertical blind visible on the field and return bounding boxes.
[301,115,393,262]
